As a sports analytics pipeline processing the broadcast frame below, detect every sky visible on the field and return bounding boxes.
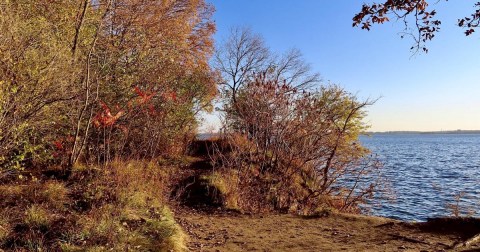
[201,1,480,132]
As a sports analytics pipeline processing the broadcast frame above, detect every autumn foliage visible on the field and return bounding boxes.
[207,28,384,213]
[209,72,382,213]
[0,0,387,217]
[0,0,217,172]
[353,0,480,52]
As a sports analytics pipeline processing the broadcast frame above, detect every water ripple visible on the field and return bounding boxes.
[361,133,480,221]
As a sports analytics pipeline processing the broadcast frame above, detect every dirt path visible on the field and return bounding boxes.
[175,209,480,252]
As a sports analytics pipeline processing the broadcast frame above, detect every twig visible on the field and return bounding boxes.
[452,232,480,249]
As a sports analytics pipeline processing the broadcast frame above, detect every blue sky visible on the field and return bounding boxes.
[202,1,480,132]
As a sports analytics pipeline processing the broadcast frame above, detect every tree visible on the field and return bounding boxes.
[211,27,383,213]
[73,0,217,165]
[213,26,320,105]
[353,0,480,53]
[0,0,217,175]
[213,68,380,212]
[213,73,381,213]
[214,27,270,104]
[0,1,81,170]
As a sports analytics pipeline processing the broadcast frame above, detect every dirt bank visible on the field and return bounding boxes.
[176,208,480,252]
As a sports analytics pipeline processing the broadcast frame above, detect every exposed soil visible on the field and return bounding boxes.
[175,209,480,252]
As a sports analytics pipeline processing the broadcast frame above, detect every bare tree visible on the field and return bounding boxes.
[214,26,270,104]
[269,48,320,90]
[213,26,320,105]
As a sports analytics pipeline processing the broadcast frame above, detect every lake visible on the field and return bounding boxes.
[360,133,480,221]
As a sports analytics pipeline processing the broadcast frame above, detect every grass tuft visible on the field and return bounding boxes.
[0,213,11,245]
[24,204,51,228]
[201,171,241,211]
[41,181,68,209]
[160,207,188,252]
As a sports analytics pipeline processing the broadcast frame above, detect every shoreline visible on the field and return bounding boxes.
[174,207,480,251]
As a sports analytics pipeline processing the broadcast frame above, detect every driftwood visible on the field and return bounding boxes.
[452,232,480,249]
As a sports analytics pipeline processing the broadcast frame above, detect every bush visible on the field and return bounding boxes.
[214,74,383,213]
[0,0,217,173]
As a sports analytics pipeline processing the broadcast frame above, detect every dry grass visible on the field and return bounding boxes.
[41,181,68,209]
[0,159,188,251]
[201,171,241,211]
[24,204,52,228]
[0,212,11,245]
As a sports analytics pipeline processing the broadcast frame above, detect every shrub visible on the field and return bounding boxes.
[0,0,217,173]
[214,74,383,213]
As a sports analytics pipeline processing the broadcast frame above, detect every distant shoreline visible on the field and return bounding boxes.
[199,131,480,138]
[365,130,480,135]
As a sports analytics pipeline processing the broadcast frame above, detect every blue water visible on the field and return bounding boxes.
[360,133,480,221]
